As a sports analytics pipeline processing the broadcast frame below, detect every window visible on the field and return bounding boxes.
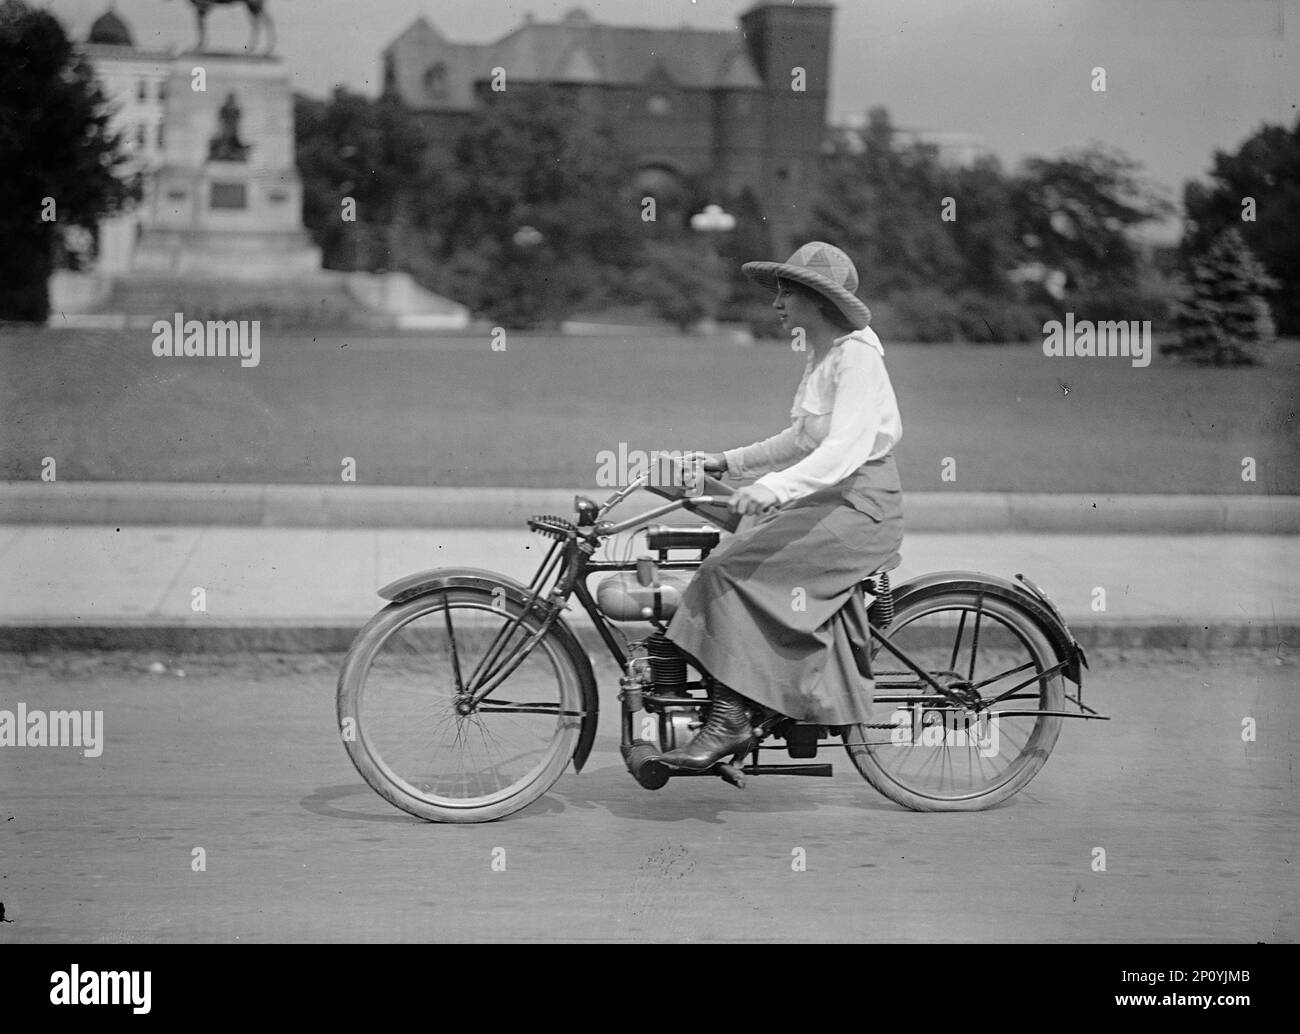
[156,122,165,149]
[137,123,147,147]
[157,79,167,102]
[422,62,448,101]
[137,79,147,101]
[210,182,248,210]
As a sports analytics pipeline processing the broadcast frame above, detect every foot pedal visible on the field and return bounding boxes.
[715,762,746,789]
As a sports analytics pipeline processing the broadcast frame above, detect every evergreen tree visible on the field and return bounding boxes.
[1182,116,1300,334]
[1165,228,1277,365]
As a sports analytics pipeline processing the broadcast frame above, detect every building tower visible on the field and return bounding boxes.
[739,2,835,252]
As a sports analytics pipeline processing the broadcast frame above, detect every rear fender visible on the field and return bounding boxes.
[889,570,1086,686]
[378,567,599,773]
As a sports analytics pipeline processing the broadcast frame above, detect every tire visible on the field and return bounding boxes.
[844,589,1064,811]
[337,586,586,823]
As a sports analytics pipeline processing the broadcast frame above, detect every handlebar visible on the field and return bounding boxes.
[597,495,725,537]
[591,455,745,536]
[596,471,651,517]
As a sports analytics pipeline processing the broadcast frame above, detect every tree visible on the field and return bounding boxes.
[808,107,965,298]
[434,86,645,327]
[1164,228,1277,365]
[714,185,778,334]
[630,239,729,331]
[0,0,136,320]
[1012,144,1174,294]
[295,88,438,273]
[941,155,1020,296]
[1182,117,1300,334]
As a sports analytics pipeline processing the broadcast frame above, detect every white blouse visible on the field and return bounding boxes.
[723,327,902,504]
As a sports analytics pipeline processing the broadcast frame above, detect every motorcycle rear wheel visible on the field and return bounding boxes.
[844,589,1064,811]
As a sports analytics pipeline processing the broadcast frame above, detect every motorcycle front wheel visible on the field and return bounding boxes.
[337,586,586,823]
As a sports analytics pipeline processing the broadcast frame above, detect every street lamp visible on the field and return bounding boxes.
[513,225,544,248]
[690,203,735,234]
[690,204,735,329]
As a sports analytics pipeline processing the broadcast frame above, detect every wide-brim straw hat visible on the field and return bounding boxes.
[742,241,872,329]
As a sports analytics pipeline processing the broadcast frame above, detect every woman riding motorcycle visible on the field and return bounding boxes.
[656,241,905,773]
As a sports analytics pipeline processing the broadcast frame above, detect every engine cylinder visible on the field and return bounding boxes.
[645,632,688,693]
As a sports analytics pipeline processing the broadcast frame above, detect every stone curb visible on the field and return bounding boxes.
[3,483,1298,534]
[0,620,1294,654]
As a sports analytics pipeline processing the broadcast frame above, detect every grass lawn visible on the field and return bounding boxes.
[1,326,1296,494]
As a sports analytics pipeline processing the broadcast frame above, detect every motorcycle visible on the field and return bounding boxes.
[337,467,1108,823]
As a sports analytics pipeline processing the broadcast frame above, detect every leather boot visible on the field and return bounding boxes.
[657,684,754,771]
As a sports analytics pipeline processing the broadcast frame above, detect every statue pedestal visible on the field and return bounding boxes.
[68,49,468,326]
[132,53,321,279]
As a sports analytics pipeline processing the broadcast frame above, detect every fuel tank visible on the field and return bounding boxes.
[596,571,694,622]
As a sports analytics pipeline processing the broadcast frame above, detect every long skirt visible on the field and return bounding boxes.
[665,482,904,726]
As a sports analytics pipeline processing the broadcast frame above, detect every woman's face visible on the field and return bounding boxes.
[773,281,819,335]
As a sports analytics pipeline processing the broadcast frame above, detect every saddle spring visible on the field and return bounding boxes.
[866,571,894,628]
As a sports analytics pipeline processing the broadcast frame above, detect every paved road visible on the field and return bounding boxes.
[0,647,1294,943]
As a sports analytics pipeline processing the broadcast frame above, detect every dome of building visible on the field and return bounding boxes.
[88,8,134,47]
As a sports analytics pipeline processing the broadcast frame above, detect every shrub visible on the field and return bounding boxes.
[1062,271,1182,331]
[868,288,1053,343]
[953,292,1057,343]
[871,287,963,342]
[720,295,785,340]
[628,240,729,332]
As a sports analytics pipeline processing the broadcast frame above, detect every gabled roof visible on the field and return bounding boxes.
[384,15,443,53]
[386,7,763,104]
[488,21,761,89]
[555,44,603,84]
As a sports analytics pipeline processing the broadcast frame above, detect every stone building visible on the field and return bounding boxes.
[381,3,837,252]
[82,7,172,274]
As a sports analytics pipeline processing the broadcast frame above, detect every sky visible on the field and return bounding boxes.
[42,0,1300,239]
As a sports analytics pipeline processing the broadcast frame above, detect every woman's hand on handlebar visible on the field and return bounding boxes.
[686,451,728,477]
[728,484,780,515]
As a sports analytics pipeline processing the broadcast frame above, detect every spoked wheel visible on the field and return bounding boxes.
[337,587,586,823]
[844,590,1063,811]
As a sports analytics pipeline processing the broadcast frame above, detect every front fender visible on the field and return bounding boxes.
[890,570,1086,686]
[379,567,599,773]
[380,566,535,604]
